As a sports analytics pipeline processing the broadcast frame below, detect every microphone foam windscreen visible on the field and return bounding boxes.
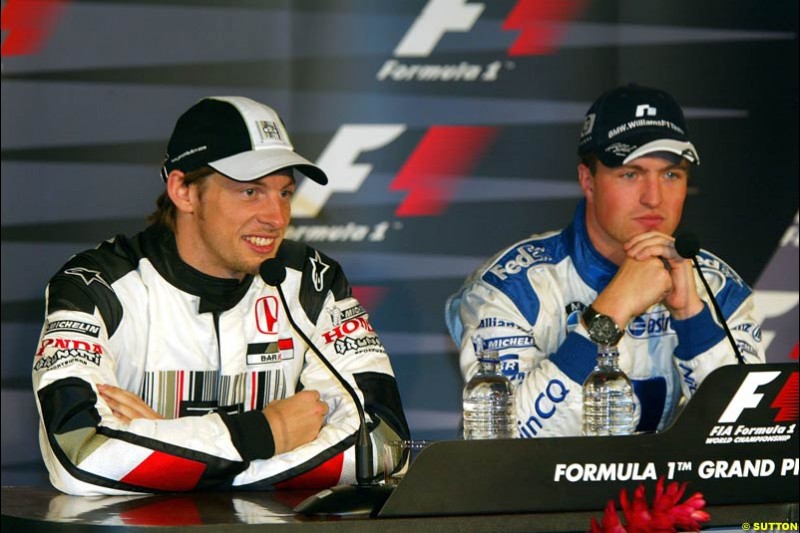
[674,232,701,259]
[259,258,287,286]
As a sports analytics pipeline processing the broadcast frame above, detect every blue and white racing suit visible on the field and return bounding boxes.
[446,200,764,437]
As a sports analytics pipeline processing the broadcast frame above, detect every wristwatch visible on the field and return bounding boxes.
[582,305,624,346]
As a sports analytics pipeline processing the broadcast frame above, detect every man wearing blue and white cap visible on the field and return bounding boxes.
[446,84,764,438]
[33,96,409,495]
[578,83,700,169]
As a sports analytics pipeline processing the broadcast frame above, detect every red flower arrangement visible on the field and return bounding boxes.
[589,477,711,533]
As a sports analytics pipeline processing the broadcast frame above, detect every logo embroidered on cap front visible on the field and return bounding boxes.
[635,104,657,117]
[605,143,636,156]
[257,121,283,142]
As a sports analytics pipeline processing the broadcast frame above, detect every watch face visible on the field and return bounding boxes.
[595,316,616,339]
[590,314,620,344]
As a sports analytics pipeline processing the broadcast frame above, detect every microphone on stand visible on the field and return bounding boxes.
[259,259,393,516]
[674,232,746,365]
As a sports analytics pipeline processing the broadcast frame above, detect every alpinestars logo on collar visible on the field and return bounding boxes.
[309,250,330,292]
[64,267,112,291]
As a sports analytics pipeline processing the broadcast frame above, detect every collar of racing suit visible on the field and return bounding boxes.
[565,199,619,294]
[142,224,255,314]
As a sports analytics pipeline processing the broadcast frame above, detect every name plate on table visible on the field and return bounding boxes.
[379,363,799,517]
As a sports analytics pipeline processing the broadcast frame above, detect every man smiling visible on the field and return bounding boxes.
[446,84,764,437]
[33,96,409,495]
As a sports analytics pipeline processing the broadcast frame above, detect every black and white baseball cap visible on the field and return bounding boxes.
[577,84,700,168]
[160,96,328,184]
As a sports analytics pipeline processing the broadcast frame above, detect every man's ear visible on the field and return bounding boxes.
[166,170,195,214]
[577,163,594,202]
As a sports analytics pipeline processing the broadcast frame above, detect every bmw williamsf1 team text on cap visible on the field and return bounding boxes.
[578,84,700,168]
[160,96,328,185]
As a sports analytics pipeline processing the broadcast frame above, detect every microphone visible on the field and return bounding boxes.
[674,232,745,365]
[259,257,287,286]
[674,232,700,260]
[259,259,392,516]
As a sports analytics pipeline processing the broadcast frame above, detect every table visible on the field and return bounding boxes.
[2,487,797,532]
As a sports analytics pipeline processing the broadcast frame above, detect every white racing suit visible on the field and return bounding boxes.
[446,201,764,437]
[33,224,409,495]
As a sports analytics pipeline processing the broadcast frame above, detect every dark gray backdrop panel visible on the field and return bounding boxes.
[2,0,797,486]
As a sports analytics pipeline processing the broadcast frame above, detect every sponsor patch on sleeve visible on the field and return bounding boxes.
[479,335,537,352]
[326,303,366,327]
[322,316,374,344]
[476,316,532,335]
[499,353,527,384]
[483,244,551,282]
[333,335,386,356]
[34,338,104,371]
[45,319,101,338]
[733,322,763,343]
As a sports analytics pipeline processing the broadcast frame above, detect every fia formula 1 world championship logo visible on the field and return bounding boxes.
[706,370,799,445]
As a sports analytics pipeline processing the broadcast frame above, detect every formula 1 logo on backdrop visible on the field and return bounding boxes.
[1,0,70,58]
[377,0,587,82]
[290,123,498,242]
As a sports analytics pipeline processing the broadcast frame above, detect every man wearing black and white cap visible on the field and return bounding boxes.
[446,84,764,437]
[33,96,409,495]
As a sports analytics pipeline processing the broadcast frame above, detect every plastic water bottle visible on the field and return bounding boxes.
[463,336,516,440]
[582,344,636,436]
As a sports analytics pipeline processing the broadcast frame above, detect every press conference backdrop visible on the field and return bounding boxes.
[2,0,797,486]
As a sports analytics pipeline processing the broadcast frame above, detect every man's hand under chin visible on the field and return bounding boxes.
[624,231,704,319]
